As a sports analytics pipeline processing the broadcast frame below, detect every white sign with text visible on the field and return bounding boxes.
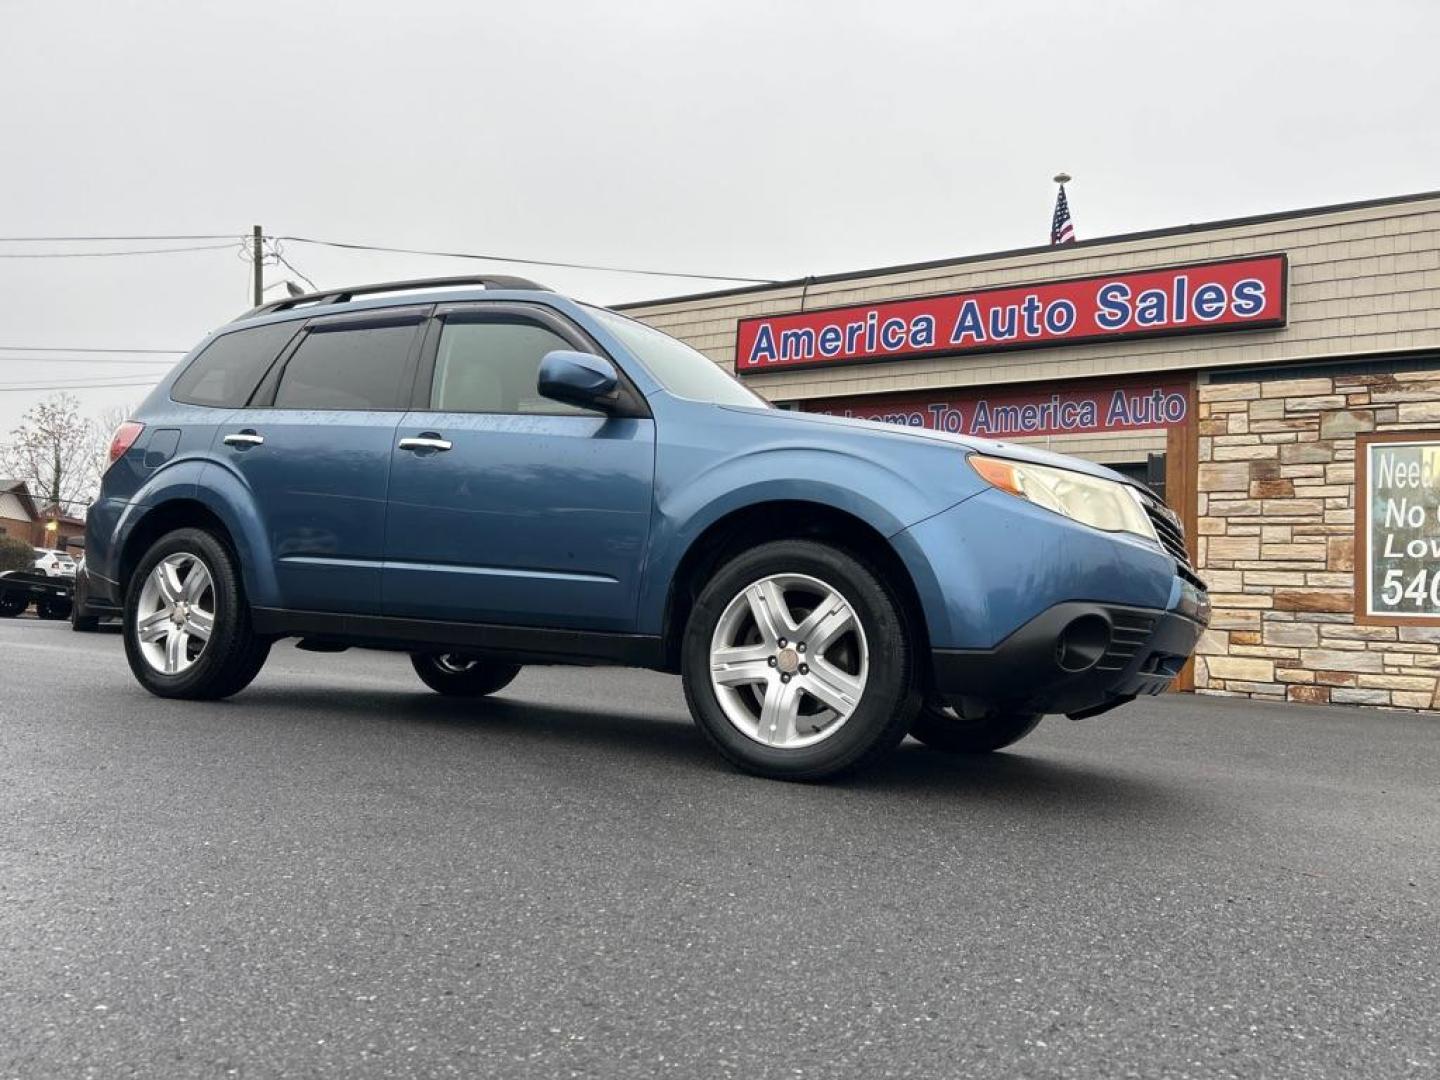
[1364,436,1440,619]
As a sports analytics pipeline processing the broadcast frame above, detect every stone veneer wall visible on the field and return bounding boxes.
[1194,367,1440,709]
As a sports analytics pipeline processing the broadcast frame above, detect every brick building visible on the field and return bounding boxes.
[0,479,40,546]
[617,190,1440,711]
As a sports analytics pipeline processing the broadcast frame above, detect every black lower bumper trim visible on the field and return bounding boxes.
[932,601,1206,718]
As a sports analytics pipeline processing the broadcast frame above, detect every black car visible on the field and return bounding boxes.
[0,569,72,620]
[70,555,120,631]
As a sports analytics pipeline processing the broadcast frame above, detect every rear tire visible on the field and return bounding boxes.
[410,653,522,697]
[908,700,1042,754]
[123,527,271,700]
[681,539,919,781]
[38,598,71,620]
[0,596,26,618]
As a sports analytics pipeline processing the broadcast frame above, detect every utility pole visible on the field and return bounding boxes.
[251,225,264,306]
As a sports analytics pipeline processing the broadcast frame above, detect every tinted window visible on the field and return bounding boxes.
[430,319,592,415]
[585,305,768,408]
[171,322,297,407]
[274,323,416,410]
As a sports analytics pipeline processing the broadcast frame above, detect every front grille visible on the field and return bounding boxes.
[1096,611,1156,672]
[1142,496,1206,591]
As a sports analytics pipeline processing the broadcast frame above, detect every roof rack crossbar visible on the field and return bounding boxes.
[241,274,551,319]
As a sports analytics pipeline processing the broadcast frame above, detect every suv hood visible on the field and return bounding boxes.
[726,404,1143,488]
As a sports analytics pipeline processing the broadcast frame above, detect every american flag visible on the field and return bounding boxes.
[1051,184,1076,245]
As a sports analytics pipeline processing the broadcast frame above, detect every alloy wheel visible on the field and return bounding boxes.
[433,654,480,674]
[708,572,869,749]
[134,552,215,675]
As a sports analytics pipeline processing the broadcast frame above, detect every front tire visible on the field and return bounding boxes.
[908,700,1042,754]
[0,596,27,618]
[682,540,919,781]
[410,653,521,697]
[123,528,271,700]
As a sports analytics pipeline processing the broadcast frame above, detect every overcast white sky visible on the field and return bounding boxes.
[1,0,1438,434]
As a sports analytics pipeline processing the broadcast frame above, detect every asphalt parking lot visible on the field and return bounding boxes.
[1,616,1436,1079]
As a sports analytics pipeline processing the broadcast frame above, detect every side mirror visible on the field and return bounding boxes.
[537,350,620,412]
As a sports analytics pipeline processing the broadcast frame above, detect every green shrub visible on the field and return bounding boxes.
[0,534,33,572]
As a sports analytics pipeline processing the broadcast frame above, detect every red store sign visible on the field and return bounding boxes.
[805,381,1191,439]
[736,254,1287,374]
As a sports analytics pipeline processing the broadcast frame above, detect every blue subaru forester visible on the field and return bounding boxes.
[87,275,1209,780]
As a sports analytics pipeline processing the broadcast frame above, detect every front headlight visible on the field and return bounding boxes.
[969,454,1158,540]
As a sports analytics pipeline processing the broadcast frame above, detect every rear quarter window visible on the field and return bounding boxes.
[171,322,299,408]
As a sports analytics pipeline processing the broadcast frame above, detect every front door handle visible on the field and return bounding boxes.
[398,436,453,453]
[223,430,264,447]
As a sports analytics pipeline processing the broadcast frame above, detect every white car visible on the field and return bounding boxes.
[32,548,76,578]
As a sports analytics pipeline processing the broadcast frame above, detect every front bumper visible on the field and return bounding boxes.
[931,596,1208,720]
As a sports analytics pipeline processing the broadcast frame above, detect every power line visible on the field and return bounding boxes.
[0,230,779,282]
[0,356,176,366]
[0,234,237,242]
[10,493,97,510]
[278,235,779,284]
[271,245,319,291]
[0,346,186,354]
[0,243,236,259]
[0,381,158,393]
[0,373,163,388]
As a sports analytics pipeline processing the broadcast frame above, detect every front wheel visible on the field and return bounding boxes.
[0,595,26,618]
[410,653,521,697]
[681,540,919,781]
[123,528,271,700]
[908,700,1042,754]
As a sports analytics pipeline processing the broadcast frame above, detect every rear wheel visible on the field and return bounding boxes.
[908,699,1042,754]
[123,528,271,700]
[410,653,521,697]
[0,595,27,617]
[38,598,71,620]
[682,540,919,781]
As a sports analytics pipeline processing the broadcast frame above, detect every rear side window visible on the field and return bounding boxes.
[430,319,593,415]
[171,322,297,407]
[274,324,417,410]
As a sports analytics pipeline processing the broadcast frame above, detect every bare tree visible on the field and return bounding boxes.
[0,393,99,522]
[87,404,133,490]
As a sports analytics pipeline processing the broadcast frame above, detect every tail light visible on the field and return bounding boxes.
[108,421,145,465]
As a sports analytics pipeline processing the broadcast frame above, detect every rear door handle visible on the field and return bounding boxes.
[223,431,264,447]
[398,436,452,453]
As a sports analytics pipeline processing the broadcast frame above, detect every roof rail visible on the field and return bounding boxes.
[239,274,552,320]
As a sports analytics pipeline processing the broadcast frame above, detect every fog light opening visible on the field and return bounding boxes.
[1055,614,1111,673]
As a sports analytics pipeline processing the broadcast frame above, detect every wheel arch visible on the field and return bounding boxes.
[659,499,933,684]
[117,500,235,601]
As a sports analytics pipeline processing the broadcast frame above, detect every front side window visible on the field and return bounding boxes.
[171,321,298,407]
[274,323,416,410]
[585,305,769,409]
[430,319,593,415]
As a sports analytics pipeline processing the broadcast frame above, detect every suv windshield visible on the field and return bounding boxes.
[586,306,769,409]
